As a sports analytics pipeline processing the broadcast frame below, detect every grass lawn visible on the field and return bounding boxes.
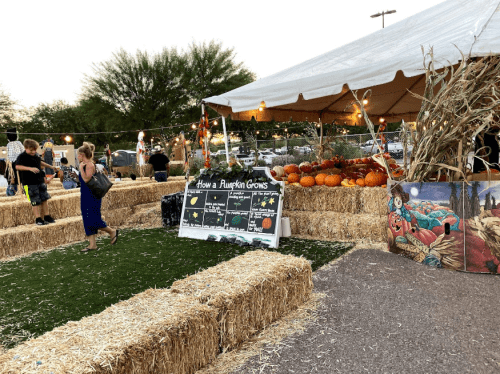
[0,227,353,350]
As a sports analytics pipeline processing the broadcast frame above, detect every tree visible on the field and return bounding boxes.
[184,41,255,108]
[0,85,16,126]
[82,48,189,131]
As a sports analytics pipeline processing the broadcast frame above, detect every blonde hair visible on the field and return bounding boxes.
[78,142,95,160]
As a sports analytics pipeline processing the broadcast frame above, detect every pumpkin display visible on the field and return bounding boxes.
[287,173,300,183]
[341,179,356,187]
[299,162,313,173]
[324,174,342,187]
[322,160,336,169]
[299,176,316,187]
[365,171,385,187]
[284,164,300,175]
[270,170,277,177]
[356,178,366,187]
[315,173,327,185]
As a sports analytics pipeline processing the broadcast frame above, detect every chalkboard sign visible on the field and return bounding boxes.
[178,167,284,248]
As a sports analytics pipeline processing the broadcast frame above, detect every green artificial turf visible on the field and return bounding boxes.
[0,228,353,349]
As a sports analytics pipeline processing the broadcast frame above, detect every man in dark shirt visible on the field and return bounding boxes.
[148,147,170,182]
[15,139,58,225]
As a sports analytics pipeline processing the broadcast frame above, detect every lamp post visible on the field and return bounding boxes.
[370,10,396,28]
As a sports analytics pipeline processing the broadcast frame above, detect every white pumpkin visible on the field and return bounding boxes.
[273,166,285,178]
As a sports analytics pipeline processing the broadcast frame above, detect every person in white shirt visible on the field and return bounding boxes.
[0,160,8,187]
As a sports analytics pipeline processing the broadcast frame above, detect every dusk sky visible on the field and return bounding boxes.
[1,0,445,109]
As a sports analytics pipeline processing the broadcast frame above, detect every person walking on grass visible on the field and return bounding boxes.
[15,139,58,225]
[78,142,119,252]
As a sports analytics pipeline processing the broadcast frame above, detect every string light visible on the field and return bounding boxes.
[357,113,362,118]
[363,99,369,105]
[379,117,385,123]
[191,124,196,129]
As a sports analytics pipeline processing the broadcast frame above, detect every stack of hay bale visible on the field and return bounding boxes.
[0,251,313,374]
[0,178,188,259]
[282,185,388,243]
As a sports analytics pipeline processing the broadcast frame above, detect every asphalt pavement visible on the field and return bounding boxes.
[232,248,500,374]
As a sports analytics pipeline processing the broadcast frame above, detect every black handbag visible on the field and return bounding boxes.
[85,165,113,199]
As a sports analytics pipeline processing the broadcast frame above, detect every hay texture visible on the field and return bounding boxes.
[0,289,218,374]
[283,210,388,243]
[0,225,42,258]
[283,185,387,216]
[0,180,187,230]
[171,250,313,351]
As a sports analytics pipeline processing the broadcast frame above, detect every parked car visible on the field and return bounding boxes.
[294,146,313,154]
[234,153,254,166]
[258,151,279,165]
[359,140,409,159]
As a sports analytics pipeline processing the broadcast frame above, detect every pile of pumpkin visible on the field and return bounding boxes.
[270,154,403,188]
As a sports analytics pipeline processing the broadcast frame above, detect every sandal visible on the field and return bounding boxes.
[111,229,120,245]
[81,247,98,253]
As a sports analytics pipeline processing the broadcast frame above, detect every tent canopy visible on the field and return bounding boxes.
[203,0,500,125]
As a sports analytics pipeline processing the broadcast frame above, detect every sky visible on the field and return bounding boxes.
[1,0,446,109]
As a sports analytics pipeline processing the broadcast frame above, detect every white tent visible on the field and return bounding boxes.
[203,0,500,126]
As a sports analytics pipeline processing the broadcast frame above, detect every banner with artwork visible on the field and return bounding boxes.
[387,181,500,274]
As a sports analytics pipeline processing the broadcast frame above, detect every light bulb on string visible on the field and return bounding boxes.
[363,99,369,105]
[191,124,196,129]
[213,120,218,126]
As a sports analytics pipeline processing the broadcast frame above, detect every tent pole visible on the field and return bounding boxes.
[222,116,230,165]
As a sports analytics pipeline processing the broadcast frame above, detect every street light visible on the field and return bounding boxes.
[371,10,396,28]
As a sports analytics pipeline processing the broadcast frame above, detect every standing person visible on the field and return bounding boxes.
[148,146,170,182]
[78,142,118,252]
[93,157,108,176]
[6,127,24,195]
[41,139,55,176]
[15,139,58,225]
[59,157,79,189]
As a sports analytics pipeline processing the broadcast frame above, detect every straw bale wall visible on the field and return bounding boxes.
[283,185,387,216]
[0,180,187,259]
[171,250,313,351]
[0,289,219,374]
[283,210,388,243]
[282,185,389,243]
[0,180,187,230]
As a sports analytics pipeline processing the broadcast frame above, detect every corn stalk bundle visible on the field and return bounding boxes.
[406,49,500,182]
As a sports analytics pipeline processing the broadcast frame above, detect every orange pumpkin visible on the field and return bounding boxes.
[365,171,385,187]
[322,160,336,169]
[315,173,327,186]
[287,173,300,183]
[284,164,300,175]
[299,176,315,187]
[356,178,366,187]
[299,162,313,173]
[324,174,342,187]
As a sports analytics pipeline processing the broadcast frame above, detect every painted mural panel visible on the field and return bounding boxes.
[463,181,500,273]
[387,182,465,271]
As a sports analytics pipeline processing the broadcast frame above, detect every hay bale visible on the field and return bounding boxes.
[283,185,362,213]
[171,250,313,351]
[283,210,388,242]
[359,187,388,216]
[0,289,219,374]
[0,225,42,258]
[102,206,134,227]
[37,217,86,249]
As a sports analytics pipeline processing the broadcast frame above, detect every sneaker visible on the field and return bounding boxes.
[44,215,55,224]
[36,218,47,225]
